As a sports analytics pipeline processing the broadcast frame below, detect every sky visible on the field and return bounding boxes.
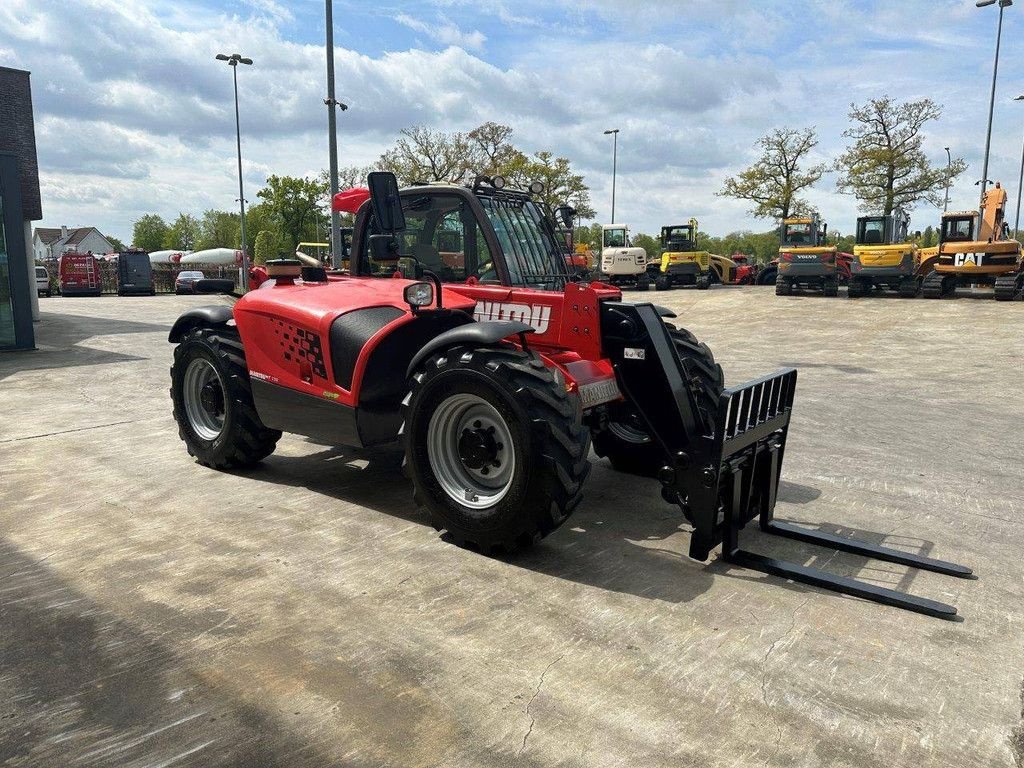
[3,0,1024,243]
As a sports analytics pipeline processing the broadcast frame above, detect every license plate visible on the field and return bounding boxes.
[578,378,622,408]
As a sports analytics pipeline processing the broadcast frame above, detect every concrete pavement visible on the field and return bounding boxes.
[1,288,1022,767]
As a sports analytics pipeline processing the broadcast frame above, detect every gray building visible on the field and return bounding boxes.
[0,66,42,350]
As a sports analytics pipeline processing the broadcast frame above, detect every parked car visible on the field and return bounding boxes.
[174,270,206,294]
[35,265,51,297]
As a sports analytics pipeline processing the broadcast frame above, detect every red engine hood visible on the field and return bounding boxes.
[235,275,476,332]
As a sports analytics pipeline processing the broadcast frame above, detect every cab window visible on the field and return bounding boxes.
[361,193,495,283]
[942,218,973,242]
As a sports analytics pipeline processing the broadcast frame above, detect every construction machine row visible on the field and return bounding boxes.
[591,181,1023,300]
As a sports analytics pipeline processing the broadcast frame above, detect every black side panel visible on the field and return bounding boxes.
[330,306,405,389]
[251,378,361,447]
[168,305,233,342]
[361,312,473,408]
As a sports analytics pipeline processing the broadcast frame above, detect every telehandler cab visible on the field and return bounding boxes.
[923,183,1023,300]
[649,220,712,291]
[775,214,839,296]
[168,172,972,618]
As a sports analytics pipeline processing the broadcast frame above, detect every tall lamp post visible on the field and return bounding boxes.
[976,0,1013,221]
[216,52,253,291]
[944,147,952,212]
[325,0,348,269]
[1013,95,1024,238]
[604,128,619,223]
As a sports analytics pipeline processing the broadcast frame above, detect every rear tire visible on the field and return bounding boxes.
[757,266,777,286]
[404,345,590,554]
[170,328,281,469]
[592,326,724,477]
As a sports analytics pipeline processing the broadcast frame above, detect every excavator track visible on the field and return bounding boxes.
[994,273,1022,301]
[922,271,952,299]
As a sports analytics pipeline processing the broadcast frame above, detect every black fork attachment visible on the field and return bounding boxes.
[600,302,973,619]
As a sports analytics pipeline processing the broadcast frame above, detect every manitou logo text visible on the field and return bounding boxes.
[473,301,552,334]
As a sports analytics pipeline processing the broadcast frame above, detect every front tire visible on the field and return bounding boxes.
[404,346,591,554]
[654,273,671,291]
[592,326,724,477]
[170,328,281,468]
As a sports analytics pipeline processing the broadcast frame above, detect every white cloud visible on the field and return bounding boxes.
[394,13,486,52]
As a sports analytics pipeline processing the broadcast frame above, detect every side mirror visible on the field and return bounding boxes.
[555,205,575,230]
[369,234,400,262]
[367,171,406,234]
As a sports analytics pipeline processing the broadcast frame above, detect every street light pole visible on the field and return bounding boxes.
[976,0,1013,221]
[325,0,348,269]
[216,52,253,291]
[604,128,619,223]
[1014,95,1024,238]
[944,147,952,212]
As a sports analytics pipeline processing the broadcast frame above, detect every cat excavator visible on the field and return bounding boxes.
[923,183,1023,300]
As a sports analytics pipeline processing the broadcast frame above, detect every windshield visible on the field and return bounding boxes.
[942,217,974,242]
[857,218,885,245]
[603,228,627,248]
[783,222,814,245]
[479,196,567,290]
[663,227,694,249]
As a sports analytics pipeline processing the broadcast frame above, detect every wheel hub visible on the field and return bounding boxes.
[458,425,499,470]
[200,381,224,417]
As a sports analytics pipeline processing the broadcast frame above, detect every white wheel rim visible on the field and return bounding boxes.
[428,393,516,509]
[183,358,225,441]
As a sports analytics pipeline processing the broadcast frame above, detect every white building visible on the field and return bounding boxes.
[33,225,115,261]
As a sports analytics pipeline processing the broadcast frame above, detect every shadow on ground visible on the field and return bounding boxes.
[0,313,167,380]
[235,448,946,609]
[0,539,341,767]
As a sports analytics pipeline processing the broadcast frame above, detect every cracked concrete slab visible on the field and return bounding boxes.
[0,290,1022,767]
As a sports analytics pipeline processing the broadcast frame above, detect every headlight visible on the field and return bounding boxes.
[492,175,506,190]
[529,180,545,195]
[403,281,434,308]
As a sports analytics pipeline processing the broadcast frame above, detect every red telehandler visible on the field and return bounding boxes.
[168,173,971,618]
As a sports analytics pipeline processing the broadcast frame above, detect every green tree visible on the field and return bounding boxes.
[835,97,967,215]
[922,224,936,247]
[468,122,522,176]
[631,233,661,259]
[719,127,826,221]
[253,230,278,265]
[132,214,168,252]
[162,213,201,250]
[106,235,125,251]
[196,209,240,250]
[505,150,595,219]
[256,175,328,251]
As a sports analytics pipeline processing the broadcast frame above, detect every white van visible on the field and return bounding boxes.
[35,265,51,297]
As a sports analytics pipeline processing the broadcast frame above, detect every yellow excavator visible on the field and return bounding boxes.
[923,183,1023,300]
[775,214,839,296]
[847,211,936,298]
[649,219,712,291]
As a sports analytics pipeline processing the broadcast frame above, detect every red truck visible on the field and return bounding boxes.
[59,252,102,297]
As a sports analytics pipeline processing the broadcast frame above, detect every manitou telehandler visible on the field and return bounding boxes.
[923,183,1023,300]
[648,220,712,291]
[847,211,935,298]
[775,214,839,296]
[168,172,972,618]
